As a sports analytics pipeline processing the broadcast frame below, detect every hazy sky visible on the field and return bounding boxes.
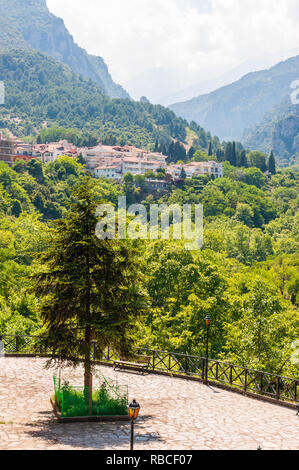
[46,0,299,92]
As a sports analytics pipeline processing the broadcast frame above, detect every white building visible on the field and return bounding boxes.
[94,164,122,179]
[82,144,167,172]
[168,161,223,179]
[32,140,78,163]
[94,156,166,179]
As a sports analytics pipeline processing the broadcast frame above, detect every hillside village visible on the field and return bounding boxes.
[0,132,223,182]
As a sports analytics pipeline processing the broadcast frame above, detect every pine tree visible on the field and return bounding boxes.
[231,142,237,167]
[154,139,159,152]
[216,149,224,162]
[167,142,175,162]
[180,168,187,179]
[208,142,213,157]
[31,177,146,405]
[36,134,42,144]
[173,141,187,163]
[188,146,195,159]
[268,151,276,175]
[239,150,248,168]
[161,144,167,156]
[225,142,232,163]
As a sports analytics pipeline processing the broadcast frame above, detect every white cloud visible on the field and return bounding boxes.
[46,0,299,97]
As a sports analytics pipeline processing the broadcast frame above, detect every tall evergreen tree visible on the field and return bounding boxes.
[160,144,167,156]
[167,141,175,162]
[225,142,233,163]
[31,178,146,401]
[208,142,213,157]
[180,167,187,179]
[188,146,195,159]
[239,150,248,168]
[216,148,225,162]
[268,151,276,175]
[231,142,237,167]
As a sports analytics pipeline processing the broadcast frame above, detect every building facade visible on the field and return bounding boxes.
[0,132,16,164]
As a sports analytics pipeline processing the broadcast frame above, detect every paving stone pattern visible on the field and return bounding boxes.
[0,358,298,450]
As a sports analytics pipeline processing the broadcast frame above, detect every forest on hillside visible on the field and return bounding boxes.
[0,49,189,149]
[0,156,298,378]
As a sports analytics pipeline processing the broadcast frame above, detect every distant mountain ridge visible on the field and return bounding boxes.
[0,0,130,99]
[170,55,299,143]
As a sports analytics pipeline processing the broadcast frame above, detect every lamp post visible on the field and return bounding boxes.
[205,316,211,384]
[128,399,140,451]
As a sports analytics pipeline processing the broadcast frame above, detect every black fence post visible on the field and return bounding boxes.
[244,369,248,393]
[185,355,188,375]
[229,365,233,385]
[260,372,264,394]
[201,358,205,381]
[276,376,280,401]
[152,350,155,372]
[15,335,20,353]
[216,361,219,381]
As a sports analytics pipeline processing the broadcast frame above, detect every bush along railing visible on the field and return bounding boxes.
[1,335,298,405]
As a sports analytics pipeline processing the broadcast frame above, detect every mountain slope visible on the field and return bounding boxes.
[0,0,129,99]
[161,49,299,106]
[244,97,299,166]
[0,49,190,148]
[170,55,299,142]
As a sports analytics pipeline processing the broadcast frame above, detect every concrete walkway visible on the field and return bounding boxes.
[0,357,298,450]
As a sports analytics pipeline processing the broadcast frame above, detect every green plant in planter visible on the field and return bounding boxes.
[56,382,128,417]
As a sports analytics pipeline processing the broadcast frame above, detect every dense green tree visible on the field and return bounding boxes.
[248,151,267,173]
[234,203,254,227]
[180,168,187,179]
[222,280,298,374]
[231,142,237,167]
[27,159,44,183]
[188,146,195,159]
[238,150,248,168]
[225,142,232,164]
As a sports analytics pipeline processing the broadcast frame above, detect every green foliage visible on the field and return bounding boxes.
[56,383,128,417]
[31,177,147,390]
[0,154,297,379]
[268,151,277,175]
[221,279,298,376]
[247,151,268,172]
[0,49,187,148]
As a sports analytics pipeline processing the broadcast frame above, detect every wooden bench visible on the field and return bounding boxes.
[113,355,151,375]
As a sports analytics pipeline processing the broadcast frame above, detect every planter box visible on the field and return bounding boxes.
[50,398,130,423]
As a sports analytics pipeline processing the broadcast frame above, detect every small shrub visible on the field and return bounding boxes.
[55,383,128,417]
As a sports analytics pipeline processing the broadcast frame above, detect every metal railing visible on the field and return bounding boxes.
[1,335,298,404]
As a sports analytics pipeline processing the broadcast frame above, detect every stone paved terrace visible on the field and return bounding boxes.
[0,357,298,450]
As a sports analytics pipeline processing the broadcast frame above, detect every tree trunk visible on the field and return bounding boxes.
[84,325,92,415]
